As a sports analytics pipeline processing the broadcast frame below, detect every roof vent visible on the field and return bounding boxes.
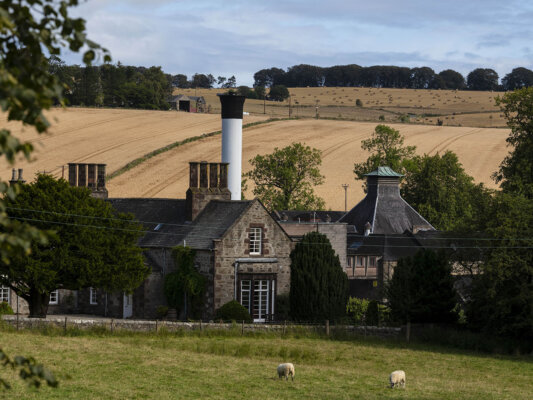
[364,222,372,237]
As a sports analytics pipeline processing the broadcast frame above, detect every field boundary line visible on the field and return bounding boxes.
[107,118,289,181]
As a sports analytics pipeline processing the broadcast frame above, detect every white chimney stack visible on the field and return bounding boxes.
[218,94,246,200]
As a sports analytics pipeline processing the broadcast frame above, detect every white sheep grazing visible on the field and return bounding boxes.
[277,363,295,381]
[389,370,406,388]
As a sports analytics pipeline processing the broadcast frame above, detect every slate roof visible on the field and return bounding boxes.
[107,198,190,248]
[347,232,436,261]
[169,95,205,103]
[272,210,346,223]
[340,167,434,235]
[183,200,253,250]
[108,198,254,251]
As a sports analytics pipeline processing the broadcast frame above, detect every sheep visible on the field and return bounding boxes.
[389,370,406,388]
[277,363,295,381]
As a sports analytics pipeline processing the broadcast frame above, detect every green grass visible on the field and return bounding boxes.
[1,328,531,399]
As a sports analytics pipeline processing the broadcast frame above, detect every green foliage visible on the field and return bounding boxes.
[386,250,457,324]
[355,99,363,107]
[244,142,325,211]
[494,87,533,199]
[214,300,252,323]
[0,302,13,315]
[0,0,110,285]
[346,297,369,324]
[275,294,290,321]
[290,232,348,321]
[2,175,148,317]
[378,115,385,121]
[268,85,290,101]
[398,114,410,123]
[467,68,499,91]
[467,193,533,343]
[164,246,206,319]
[402,151,493,231]
[365,300,380,326]
[353,124,416,180]
[0,347,58,389]
[156,306,168,319]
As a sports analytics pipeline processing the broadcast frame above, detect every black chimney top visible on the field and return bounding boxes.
[218,93,245,119]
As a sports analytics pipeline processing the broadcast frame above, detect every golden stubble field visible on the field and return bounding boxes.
[1,107,510,211]
[178,87,506,128]
[108,118,509,210]
[0,107,266,183]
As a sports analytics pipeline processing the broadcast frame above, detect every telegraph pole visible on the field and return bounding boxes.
[342,184,349,212]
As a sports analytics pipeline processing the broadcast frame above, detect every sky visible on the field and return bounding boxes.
[63,0,533,86]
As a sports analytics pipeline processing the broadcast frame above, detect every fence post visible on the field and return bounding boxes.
[200,320,203,332]
[110,319,114,333]
[64,316,67,334]
[406,322,411,343]
[283,320,286,336]
[325,320,330,337]
[155,320,158,333]
[241,320,244,335]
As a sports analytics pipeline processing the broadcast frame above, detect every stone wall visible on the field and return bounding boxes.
[212,200,293,317]
[1,314,401,338]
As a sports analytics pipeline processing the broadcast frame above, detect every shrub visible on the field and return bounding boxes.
[398,114,410,123]
[355,99,363,107]
[365,300,379,326]
[379,115,385,121]
[0,301,14,315]
[156,305,168,319]
[275,294,290,321]
[215,300,252,323]
[346,297,369,325]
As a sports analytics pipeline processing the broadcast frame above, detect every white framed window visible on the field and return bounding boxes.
[1,285,10,305]
[49,290,58,305]
[90,288,98,305]
[249,228,262,255]
[240,280,251,313]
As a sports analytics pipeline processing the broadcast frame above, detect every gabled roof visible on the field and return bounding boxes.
[183,200,253,250]
[169,95,205,102]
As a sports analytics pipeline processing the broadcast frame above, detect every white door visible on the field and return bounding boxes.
[123,293,133,319]
[253,280,270,322]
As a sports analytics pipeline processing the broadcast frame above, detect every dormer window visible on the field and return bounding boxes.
[249,228,262,255]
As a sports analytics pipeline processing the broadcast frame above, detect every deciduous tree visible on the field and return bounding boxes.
[402,151,493,231]
[494,87,533,199]
[353,124,416,180]
[386,250,457,324]
[244,143,325,211]
[2,175,148,317]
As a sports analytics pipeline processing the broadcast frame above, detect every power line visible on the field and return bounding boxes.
[7,216,533,249]
[6,206,533,242]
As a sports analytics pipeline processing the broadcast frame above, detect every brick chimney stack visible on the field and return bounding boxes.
[67,163,108,199]
[186,161,231,221]
[9,168,26,185]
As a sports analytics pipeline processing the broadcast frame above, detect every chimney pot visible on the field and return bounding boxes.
[219,163,228,189]
[199,161,208,188]
[68,163,77,186]
[78,163,87,187]
[87,164,96,188]
[189,162,199,188]
[10,168,16,182]
[97,164,106,188]
[209,163,218,188]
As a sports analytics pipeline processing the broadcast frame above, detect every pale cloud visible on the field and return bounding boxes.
[58,0,533,86]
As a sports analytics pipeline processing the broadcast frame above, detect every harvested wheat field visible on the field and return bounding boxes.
[0,108,266,183]
[178,87,506,128]
[108,118,510,211]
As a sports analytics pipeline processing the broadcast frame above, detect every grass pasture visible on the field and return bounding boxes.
[178,87,506,128]
[1,329,531,399]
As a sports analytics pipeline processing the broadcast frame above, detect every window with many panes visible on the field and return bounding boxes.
[238,274,276,322]
[347,255,379,278]
[90,287,97,305]
[249,228,262,255]
[49,290,58,305]
[1,285,10,304]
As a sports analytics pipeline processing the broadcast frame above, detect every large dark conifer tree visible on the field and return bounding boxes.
[289,232,348,321]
